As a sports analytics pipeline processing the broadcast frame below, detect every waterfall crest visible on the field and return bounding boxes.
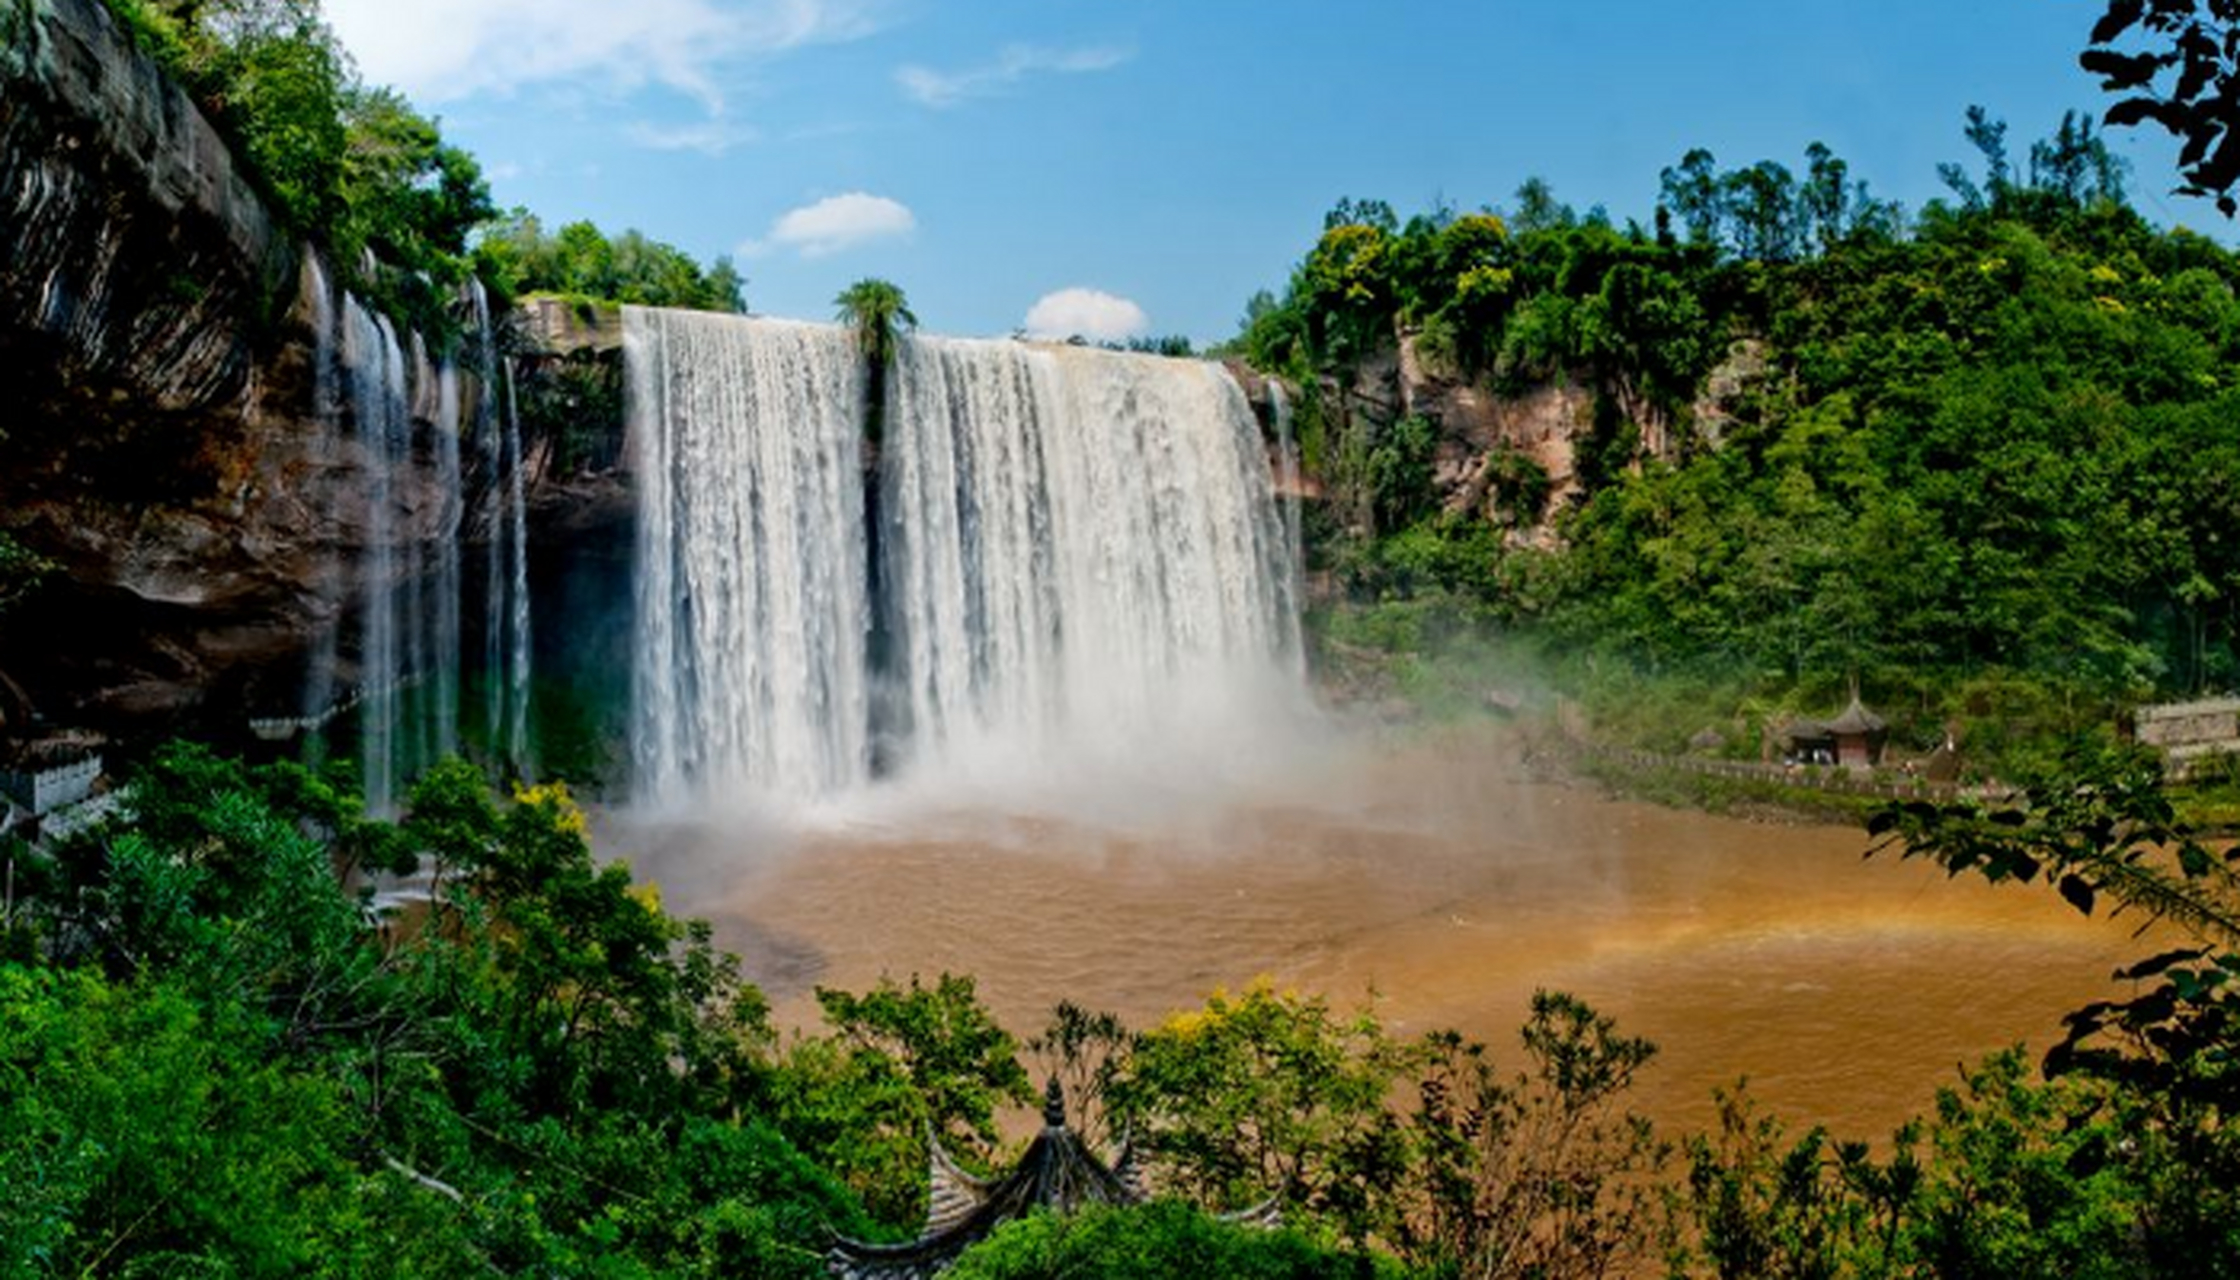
[628,308,1305,810]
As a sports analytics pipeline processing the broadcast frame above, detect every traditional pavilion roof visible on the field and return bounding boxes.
[1784,697,1887,741]
[827,1078,1154,1280]
[1824,697,1888,736]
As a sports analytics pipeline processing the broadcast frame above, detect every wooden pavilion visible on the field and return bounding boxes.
[828,1079,1179,1279]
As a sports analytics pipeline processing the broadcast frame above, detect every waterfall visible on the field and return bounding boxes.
[300,250,341,752]
[1267,380,1307,673]
[431,360,463,759]
[628,307,1304,809]
[341,293,407,814]
[502,358,533,773]
[295,268,522,814]
[884,337,1301,773]
[476,286,506,765]
[628,308,870,805]
[469,281,533,775]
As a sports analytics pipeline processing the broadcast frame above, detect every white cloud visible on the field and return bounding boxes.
[1023,288,1149,341]
[896,43,1132,108]
[747,192,917,258]
[325,0,878,108]
[625,118,763,156]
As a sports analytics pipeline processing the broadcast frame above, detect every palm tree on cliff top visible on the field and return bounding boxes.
[835,277,916,452]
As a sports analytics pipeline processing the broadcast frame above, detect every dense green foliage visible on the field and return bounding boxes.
[944,1201,1405,1280]
[475,213,746,314]
[9,744,2239,1275]
[0,750,1418,1276]
[3,746,875,1275]
[2082,0,2240,214]
[95,1,744,337]
[1251,113,2240,770]
[99,0,496,331]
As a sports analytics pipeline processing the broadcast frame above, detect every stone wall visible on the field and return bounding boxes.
[2136,697,2240,773]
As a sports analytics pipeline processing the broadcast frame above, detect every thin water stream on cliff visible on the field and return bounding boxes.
[610,724,2135,1143]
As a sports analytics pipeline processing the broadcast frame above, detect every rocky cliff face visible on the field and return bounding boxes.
[0,0,481,750]
[1315,327,1763,549]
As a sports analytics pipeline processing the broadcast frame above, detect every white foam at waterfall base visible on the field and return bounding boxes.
[627,306,1329,831]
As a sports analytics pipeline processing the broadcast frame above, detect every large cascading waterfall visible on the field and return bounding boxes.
[628,307,1304,809]
[882,336,1303,774]
[628,309,871,804]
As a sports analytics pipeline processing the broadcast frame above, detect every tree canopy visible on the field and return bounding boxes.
[2082,0,2240,214]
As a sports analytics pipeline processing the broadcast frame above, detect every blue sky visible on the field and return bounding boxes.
[322,0,2219,344]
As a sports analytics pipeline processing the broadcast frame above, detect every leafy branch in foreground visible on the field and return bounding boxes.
[2082,0,2240,214]
[1869,739,2240,948]
[1867,736,2240,1157]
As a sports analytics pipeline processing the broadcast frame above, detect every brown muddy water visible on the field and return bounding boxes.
[607,725,2138,1142]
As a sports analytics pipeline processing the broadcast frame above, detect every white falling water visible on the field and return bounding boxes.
[1267,379,1307,674]
[469,281,533,775]
[299,250,341,744]
[341,293,407,815]
[884,337,1302,779]
[502,360,533,772]
[628,309,1305,811]
[475,285,507,765]
[297,268,527,813]
[400,332,434,771]
[430,360,463,759]
[628,308,869,806]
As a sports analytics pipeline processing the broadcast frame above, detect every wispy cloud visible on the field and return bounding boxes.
[745,192,917,258]
[625,118,764,156]
[1023,287,1148,341]
[896,43,1133,108]
[325,0,880,109]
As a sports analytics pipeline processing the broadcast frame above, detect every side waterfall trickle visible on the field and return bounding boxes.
[299,249,342,752]
[293,264,533,812]
[628,308,1304,807]
[470,281,533,776]
[431,360,463,759]
[1267,380,1307,676]
[341,292,408,814]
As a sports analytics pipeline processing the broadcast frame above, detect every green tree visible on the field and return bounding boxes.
[774,972,1030,1226]
[945,1201,1410,1280]
[835,277,918,450]
[2081,0,2240,213]
[1105,979,1418,1243]
[1660,148,1726,249]
[1863,743,2240,1270]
